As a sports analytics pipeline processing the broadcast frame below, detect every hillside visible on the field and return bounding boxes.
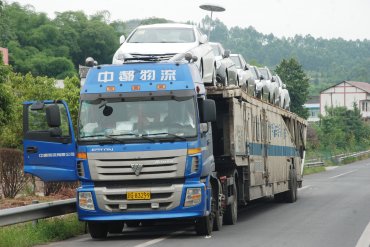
[1,2,369,94]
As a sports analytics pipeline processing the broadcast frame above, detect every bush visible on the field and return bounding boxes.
[44,182,78,197]
[0,148,30,198]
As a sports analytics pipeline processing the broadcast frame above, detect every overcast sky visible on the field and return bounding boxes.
[7,0,370,40]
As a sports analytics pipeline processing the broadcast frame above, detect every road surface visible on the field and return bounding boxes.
[46,158,370,247]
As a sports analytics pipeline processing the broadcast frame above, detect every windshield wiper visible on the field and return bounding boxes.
[80,134,126,144]
[109,133,156,143]
[143,132,187,141]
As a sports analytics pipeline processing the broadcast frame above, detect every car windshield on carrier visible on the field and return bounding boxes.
[259,68,270,80]
[127,27,195,43]
[78,96,197,142]
[230,56,242,69]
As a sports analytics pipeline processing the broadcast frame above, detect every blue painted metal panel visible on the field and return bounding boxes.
[82,63,197,94]
[248,142,298,157]
[23,101,78,181]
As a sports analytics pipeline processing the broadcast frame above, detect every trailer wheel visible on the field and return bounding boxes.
[224,181,238,225]
[88,222,108,239]
[195,184,214,236]
[286,169,298,203]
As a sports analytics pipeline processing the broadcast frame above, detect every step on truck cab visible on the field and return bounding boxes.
[23,60,220,238]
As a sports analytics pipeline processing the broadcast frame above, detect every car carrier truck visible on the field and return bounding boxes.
[23,58,307,238]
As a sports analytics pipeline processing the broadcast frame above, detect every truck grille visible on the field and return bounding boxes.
[130,53,177,61]
[94,184,183,212]
[88,149,187,181]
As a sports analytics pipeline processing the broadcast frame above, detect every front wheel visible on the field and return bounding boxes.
[88,222,108,239]
[195,183,214,235]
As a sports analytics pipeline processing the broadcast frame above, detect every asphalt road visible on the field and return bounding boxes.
[46,159,370,247]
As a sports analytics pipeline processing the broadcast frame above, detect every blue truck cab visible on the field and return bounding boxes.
[23,61,219,238]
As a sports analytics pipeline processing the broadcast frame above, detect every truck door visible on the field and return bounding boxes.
[23,100,78,181]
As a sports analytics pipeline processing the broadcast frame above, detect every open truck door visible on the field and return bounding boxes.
[23,100,78,181]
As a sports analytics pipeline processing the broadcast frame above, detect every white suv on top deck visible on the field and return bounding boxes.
[112,23,215,84]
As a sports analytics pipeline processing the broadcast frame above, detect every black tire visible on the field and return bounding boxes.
[88,222,108,239]
[224,70,229,87]
[211,68,216,86]
[195,183,214,236]
[108,222,124,234]
[224,181,237,225]
[286,169,298,203]
[199,61,204,79]
[213,182,223,231]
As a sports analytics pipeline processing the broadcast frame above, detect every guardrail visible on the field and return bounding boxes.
[305,149,370,168]
[305,161,325,167]
[0,198,76,227]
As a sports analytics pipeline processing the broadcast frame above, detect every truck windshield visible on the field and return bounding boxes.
[78,96,197,142]
[127,28,195,43]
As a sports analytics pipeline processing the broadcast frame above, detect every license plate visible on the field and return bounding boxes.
[127,192,151,200]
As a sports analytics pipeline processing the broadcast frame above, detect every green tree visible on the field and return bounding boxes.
[0,55,13,127]
[275,58,310,118]
[317,106,370,153]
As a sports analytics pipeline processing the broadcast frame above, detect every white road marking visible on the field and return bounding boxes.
[329,170,357,179]
[133,230,185,247]
[355,220,370,247]
[298,185,312,190]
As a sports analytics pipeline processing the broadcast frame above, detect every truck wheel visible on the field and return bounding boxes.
[224,71,229,87]
[224,182,238,225]
[213,183,223,231]
[286,169,298,203]
[195,184,214,236]
[211,70,216,86]
[108,222,124,234]
[88,222,108,239]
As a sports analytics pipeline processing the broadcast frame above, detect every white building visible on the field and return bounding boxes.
[303,96,320,122]
[320,81,370,118]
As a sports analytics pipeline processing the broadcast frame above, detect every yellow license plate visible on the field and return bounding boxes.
[127,192,151,200]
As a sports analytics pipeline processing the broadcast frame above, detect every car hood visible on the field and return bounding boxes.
[116,42,198,55]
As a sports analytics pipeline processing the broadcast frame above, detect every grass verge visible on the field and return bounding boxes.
[303,166,326,175]
[0,214,85,247]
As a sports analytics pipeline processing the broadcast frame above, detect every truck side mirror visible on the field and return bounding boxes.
[223,50,230,58]
[119,35,126,44]
[199,34,208,44]
[46,104,61,128]
[244,64,249,70]
[271,76,276,82]
[199,99,216,123]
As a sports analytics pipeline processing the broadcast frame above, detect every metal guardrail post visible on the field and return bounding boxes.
[32,200,39,226]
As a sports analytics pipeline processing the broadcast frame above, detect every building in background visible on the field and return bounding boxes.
[304,96,320,122]
[0,47,9,65]
[320,81,370,119]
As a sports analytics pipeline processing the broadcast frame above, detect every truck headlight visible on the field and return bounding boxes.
[184,188,202,207]
[79,192,95,210]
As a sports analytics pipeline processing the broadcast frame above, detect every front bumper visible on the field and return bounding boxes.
[77,181,208,221]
